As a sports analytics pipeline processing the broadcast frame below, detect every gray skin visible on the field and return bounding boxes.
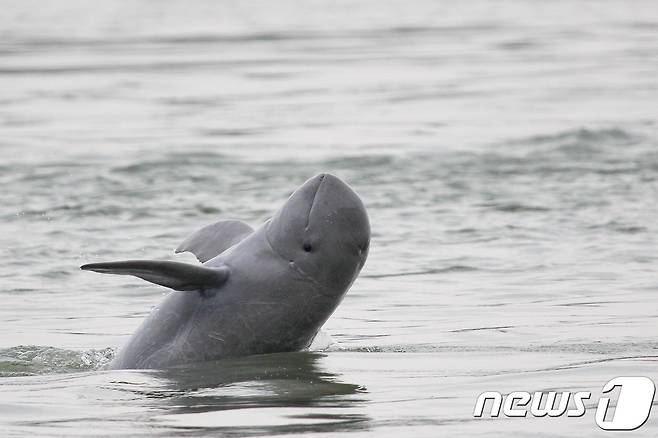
[81,174,370,369]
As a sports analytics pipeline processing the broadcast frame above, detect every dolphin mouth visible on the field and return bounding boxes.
[287,260,336,297]
[263,225,336,296]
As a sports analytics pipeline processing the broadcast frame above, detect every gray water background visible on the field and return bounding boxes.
[1,0,657,436]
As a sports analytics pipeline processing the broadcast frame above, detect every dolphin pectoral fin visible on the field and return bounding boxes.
[175,220,254,263]
[80,260,229,292]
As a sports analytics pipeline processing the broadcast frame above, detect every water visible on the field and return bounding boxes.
[1,0,658,435]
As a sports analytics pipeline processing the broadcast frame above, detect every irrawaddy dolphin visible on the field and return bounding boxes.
[81,173,370,369]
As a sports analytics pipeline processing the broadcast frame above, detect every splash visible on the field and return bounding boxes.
[0,345,115,377]
[306,330,337,351]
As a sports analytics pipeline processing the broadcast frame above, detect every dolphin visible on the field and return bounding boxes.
[81,173,370,369]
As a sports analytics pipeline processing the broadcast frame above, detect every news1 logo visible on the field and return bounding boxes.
[473,376,655,431]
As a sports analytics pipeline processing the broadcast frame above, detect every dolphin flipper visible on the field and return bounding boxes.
[80,260,230,292]
[176,220,254,263]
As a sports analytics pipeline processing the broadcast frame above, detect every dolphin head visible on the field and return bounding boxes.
[266,173,370,295]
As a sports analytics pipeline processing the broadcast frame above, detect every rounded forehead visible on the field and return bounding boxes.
[271,174,369,239]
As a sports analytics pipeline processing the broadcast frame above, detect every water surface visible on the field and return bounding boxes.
[1,0,657,436]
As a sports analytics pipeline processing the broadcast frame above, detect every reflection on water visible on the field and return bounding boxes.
[155,352,366,408]
[152,353,369,433]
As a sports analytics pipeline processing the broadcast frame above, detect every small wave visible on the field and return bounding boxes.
[362,265,477,279]
[111,153,234,174]
[521,127,638,147]
[475,202,550,213]
[587,220,647,234]
[334,344,480,353]
[474,126,652,177]
[449,325,514,333]
[336,341,658,356]
[0,345,114,377]
[495,127,645,166]
[321,154,395,169]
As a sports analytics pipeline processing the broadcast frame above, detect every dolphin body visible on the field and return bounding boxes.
[81,174,370,369]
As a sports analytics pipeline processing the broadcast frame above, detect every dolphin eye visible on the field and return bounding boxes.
[303,242,312,252]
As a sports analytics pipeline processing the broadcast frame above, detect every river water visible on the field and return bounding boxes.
[1,0,657,436]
